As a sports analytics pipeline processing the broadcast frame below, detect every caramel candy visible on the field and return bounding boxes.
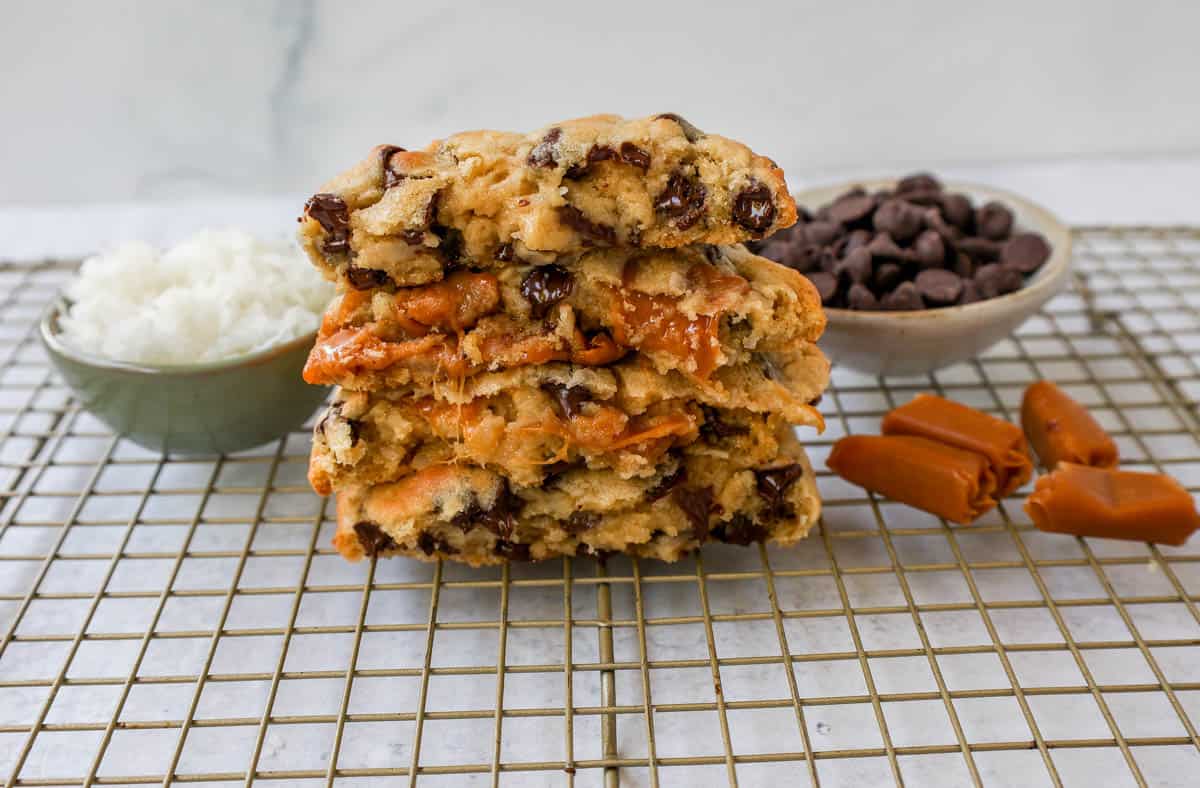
[1025,463,1200,545]
[1021,380,1118,469]
[882,393,1032,496]
[827,435,998,524]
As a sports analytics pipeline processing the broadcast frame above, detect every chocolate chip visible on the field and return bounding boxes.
[780,243,819,273]
[495,242,515,262]
[528,127,562,168]
[940,192,974,231]
[304,193,350,255]
[803,221,841,246]
[401,229,425,246]
[914,268,963,306]
[655,172,707,230]
[922,207,962,243]
[956,237,1001,262]
[646,466,687,502]
[866,232,905,261]
[754,463,804,517]
[672,486,716,536]
[847,283,879,310]
[345,265,394,290]
[655,113,705,142]
[912,230,946,269]
[494,540,531,561]
[423,192,440,229]
[566,511,600,534]
[959,279,981,305]
[700,405,748,441]
[873,199,925,243]
[835,247,873,285]
[976,201,1014,241]
[827,193,876,227]
[379,145,406,189]
[873,262,903,294]
[952,251,976,279]
[901,188,944,207]
[818,249,839,275]
[732,182,777,233]
[557,205,617,244]
[841,229,874,256]
[897,172,943,193]
[521,264,575,319]
[974,263,1024,298]
[805,271,840,306]
[1002,232,1052,274]
[711,514,768,545]
[542,381,591,419]
[353,521,396,556]
[880,281,925,310]
[619,142,651,170]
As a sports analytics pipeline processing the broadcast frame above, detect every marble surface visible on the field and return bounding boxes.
[4,1,1200,204]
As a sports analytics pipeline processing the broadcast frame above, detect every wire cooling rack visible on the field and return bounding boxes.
[2,227,1200,787]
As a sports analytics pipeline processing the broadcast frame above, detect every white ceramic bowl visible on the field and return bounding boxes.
[793,180,1071,377]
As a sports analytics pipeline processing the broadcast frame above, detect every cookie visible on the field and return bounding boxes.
[310,384,790,493]
[332,428,819,566]
[298,114,797,288]
[304,246,825,389]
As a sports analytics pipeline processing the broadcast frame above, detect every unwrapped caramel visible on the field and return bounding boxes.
[1021,380,1118,470]
[827,435,998,524]
[1025,463,1200,545]
[883,393,1032,496]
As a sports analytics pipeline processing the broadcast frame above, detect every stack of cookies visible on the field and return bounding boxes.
[298,114,830,566]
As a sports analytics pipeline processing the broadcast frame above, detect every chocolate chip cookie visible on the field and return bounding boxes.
[298,114,797,289]
[332,427,819,566]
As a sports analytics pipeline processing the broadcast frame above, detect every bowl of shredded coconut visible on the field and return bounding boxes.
[40,229,334,454]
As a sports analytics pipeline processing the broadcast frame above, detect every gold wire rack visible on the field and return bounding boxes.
[2,226,1200,787]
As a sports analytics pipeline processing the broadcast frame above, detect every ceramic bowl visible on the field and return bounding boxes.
[40,298,329,454]
[793,180,1072,377]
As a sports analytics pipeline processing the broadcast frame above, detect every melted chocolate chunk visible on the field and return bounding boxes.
[565,144,618,179]
[655,172,708,230]
[345,265,394,290]
[495,242,515,262]
[304,193,351,255]
[754,464,804,519]
[700,405,748,441]
[732,182,777,233]
[346,417,362,447]
[401,229,425,246]
[353,521,396,556]
[673,486,716,537]
[566,511,600,534]
[431,224,464,263]
[557,205,617,244]
[417,531,457,556]
[379,144,407,189]
[423,191,440,229]
[528,127,563,168]
[646,466,687,502]
[494,540,532,561]
[619,141,651,170]
[655,113,705,142]
[450,485,520,539]
[542,381,591,419]
[711,514,769,546]
[521,264,575,319]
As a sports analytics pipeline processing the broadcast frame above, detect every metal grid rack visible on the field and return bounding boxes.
[2,227,1200,787]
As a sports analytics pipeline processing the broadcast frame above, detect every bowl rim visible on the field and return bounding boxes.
[39,296,320,377]
[791,179,1072,323]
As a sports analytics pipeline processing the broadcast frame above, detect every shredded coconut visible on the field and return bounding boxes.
[59,229,333,366]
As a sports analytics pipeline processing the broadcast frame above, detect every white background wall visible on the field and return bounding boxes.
[4,0,1199,205]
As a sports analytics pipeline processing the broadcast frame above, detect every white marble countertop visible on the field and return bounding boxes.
[1,156,1197,262]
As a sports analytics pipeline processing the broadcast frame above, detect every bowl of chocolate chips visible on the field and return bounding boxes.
[749,174,1071,377]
